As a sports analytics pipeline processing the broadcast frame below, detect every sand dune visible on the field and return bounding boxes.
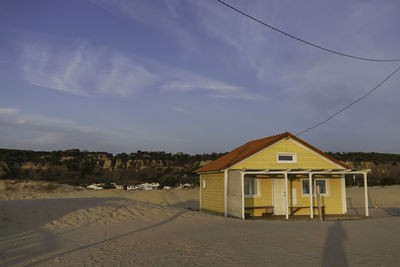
[0,181,399,266]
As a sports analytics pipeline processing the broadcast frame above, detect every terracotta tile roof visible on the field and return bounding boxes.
[194,132,349,173]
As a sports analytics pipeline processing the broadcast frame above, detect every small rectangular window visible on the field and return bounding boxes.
[244,178,259,197]
[279,155,293,161]
[302,179,328,196]
[277,153,297,163]
[302,180,311,195]
[316,180,326,194]
[202,179,206,189]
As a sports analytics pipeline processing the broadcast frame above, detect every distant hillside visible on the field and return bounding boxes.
[0,149,224,187]
[327,152,400,186]
[0,149,399,186]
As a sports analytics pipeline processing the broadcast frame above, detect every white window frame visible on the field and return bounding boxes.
[277,152,297,163]
[202,178,206,189]
[301,178,330,197]
[244,178,261,198]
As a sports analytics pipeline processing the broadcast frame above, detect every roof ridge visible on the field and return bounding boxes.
[248,132,289,143]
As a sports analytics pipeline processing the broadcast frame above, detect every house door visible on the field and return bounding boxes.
[273,179,286,215]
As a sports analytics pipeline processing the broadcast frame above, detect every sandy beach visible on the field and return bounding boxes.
[1,181,399,266]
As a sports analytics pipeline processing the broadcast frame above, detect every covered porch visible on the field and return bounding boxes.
[225,169,371,220]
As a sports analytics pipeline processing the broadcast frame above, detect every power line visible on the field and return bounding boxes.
[295,66,400,136]
[216,0,400,135]
[216,0,400,62]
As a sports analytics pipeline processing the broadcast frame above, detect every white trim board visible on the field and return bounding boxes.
[197,170,224,174]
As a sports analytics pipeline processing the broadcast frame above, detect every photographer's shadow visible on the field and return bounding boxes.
[321,220,348,267]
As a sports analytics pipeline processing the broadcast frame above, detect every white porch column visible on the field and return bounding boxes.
[364,172,369,217]
[199,175,202,213]
[341,174,347,214]
[284,172,289,220]
[309,173,313,219]
[241,172,245,220]
[224,170,228,218]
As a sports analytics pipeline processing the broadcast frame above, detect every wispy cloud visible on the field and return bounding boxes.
[170,106,185,113]
[0,106,203,153]
[0,107,118,149]
[0,107,20,115]
[20,40,266,101]
[162,79,267,101]
[21,42,158,97]
[0,107,96,134]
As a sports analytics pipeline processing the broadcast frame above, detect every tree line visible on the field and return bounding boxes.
[1,148,399,187]
[0,148,226,187]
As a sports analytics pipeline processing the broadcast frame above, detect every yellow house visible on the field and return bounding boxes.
[194,132,370,220]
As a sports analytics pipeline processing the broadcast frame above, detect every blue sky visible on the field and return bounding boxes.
[1,0,399,154]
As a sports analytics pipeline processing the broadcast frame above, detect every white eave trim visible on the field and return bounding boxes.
[196,170,224,174]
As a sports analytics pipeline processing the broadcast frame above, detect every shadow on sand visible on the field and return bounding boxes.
[382,207,400,216]
[321,220,348,267]
[0,198,124,266]
[0,197,196,266]
[0,229,56,266]
[24,207,188,266]
[170,199,199,211]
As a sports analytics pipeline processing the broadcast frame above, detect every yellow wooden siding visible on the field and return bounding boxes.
[288,177,343,215]
[243,176,343,216]
[200,172,224,215]
[244,178,273,216]
[231,138,340,170]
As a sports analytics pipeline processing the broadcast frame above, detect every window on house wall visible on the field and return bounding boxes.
[244,178,259,197]
[277,152,297,163]
[302,179,328,196]
[202,178,206,189]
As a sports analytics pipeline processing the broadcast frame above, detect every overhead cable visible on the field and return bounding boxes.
[295,66,400,136]
[216,0,400,62]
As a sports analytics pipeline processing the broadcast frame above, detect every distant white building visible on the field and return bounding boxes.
[138,182,159,191]
[86,184,103,190]
[176,183,193,190]
[126,182,160,191]
[126,185,139,191]
[111,183,124,190]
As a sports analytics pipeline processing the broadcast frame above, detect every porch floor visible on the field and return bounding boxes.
[245,214,368,221]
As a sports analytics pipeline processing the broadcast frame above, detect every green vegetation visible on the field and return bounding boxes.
[1,149,399,187]
[0,148,225,187]
[327,152,400,186]
[327,152,400,164]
